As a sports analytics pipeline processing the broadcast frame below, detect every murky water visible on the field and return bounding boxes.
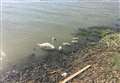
[0,0,119,66]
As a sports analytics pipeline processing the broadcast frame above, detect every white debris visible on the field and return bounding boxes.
[12,70,18,73]
[58,46,63,51]
[61,72,68,77]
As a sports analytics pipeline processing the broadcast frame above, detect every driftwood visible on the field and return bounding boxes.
[59,65,91,83]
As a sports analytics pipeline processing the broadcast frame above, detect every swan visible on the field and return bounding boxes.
[71,40,78,44]
[37,43,55,50]
[62,42,71,46]
[58,42,72,54]
[72,37,79,40]
[37,37,57,50]
[58,42,71,51]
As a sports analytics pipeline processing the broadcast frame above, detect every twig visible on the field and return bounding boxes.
[59,65,91,83]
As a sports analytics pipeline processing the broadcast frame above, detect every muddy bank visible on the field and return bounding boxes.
[0,26,120,83]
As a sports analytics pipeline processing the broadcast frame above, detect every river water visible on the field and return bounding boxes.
[0,0,119,66]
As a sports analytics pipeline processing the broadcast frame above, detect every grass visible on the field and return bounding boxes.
[100,33,120,70]
[100,33,120,47]
[74,26,120,70]
[111,52,120,69]
[75,26,116,37]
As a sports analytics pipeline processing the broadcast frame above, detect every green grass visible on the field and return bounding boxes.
[74,26,118,38]
[111,52,120,69]
[100,33,120,70]
[74,26,120,70]
[100,33,120,47]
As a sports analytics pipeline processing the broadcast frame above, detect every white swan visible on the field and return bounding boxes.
[72,37,79,40]
[58,42,71,51]
[62,42,71,46]
[36,37,56,51]
[37,43,55,50]
[71,40,78,44]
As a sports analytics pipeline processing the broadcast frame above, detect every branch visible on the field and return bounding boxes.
[59,65,91,83]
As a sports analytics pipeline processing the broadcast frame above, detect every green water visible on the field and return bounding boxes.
[0,0,119,64]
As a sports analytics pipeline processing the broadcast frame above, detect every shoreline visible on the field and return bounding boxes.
[0,26,120,83]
